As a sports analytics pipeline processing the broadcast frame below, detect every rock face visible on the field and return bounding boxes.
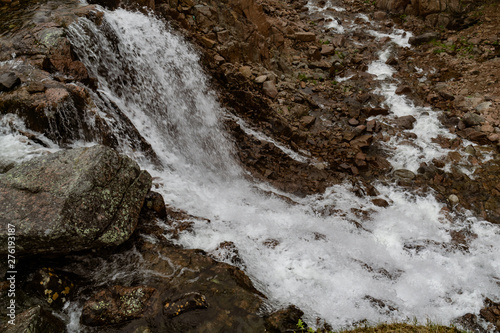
[0,145,152,256]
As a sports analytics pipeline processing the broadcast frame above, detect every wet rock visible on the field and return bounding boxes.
[82,285,156,326]
[0,305,65,333]
[395,115,417,130]
[210,241,245,268]
[479,298,500,331]
[263,81,278,99]
[265,305,304,333]
[30,267,75,308]
[463,128,489,145]
[0,72,21,92]
[372,198,389,207]
[452,313,487,333]
[0,145,152,256]
[144,191,167,218]
[409,32,439,46]
[164,292,208,318]
[393,169,416,180]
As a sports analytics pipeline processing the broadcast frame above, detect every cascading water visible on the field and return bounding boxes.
[2,3,499,330]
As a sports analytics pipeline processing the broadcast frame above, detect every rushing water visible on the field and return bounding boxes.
[2,3,500,330]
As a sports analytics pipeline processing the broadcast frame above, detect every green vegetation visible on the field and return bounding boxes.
[430,38,475,57]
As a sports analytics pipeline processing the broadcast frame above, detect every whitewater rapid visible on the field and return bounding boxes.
[1,3,499,330]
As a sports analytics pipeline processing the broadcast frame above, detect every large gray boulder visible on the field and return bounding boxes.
[0,145,152,256]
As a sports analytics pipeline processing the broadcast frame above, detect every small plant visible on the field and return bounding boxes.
[298,73,308,81]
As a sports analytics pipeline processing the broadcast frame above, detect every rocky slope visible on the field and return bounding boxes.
[1,0,500,331]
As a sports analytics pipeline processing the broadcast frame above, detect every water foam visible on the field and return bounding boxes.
[62,8,500,330]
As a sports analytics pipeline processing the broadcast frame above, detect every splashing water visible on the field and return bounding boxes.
[2,5,497,330]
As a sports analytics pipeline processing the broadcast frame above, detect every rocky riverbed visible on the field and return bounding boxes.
[1,0,500,331]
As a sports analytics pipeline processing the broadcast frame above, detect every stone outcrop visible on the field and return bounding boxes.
[0,145,152,256]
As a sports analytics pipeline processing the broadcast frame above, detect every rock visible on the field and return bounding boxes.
[300,116,316,128]
[144,191,167,218]
[200,36,216,48]
[265,305,304,333]
[393,169,416,180]
[82,285,156,326]
[465,129,489,145]
[263,81,278,99]
[350,134,373,149]
[373,11,387,20]
[409,32,439,46]
[395,115,417,129]
[476,101,492,113]
[294,32,316,42]
[0,145,152,256]
[239,66,253,79]
[479,298,500,331]
[372,198,389,207]
[488,133,499,142]
[0,305,65,333]
[395,85,412,95]
[349,118,359,126]
[463,112,485,127]
[30,267,75,308]
[255,75,268,83]
[0,72,21,92]
[448,194,459,205]
[164,292,209,318]
[320,45,335,56]
[364,107,389,117]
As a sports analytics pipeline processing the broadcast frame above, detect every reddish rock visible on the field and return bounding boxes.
[263,81,278,98]
[320,45,335,56]
[395,115,417,130]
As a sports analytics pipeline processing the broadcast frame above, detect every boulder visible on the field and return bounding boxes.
[395,115,417,129]
[0,145,152,256]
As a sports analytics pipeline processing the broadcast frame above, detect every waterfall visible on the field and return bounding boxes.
[3,5,496,329]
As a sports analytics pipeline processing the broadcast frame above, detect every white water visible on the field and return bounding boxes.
[2,5,499,331]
